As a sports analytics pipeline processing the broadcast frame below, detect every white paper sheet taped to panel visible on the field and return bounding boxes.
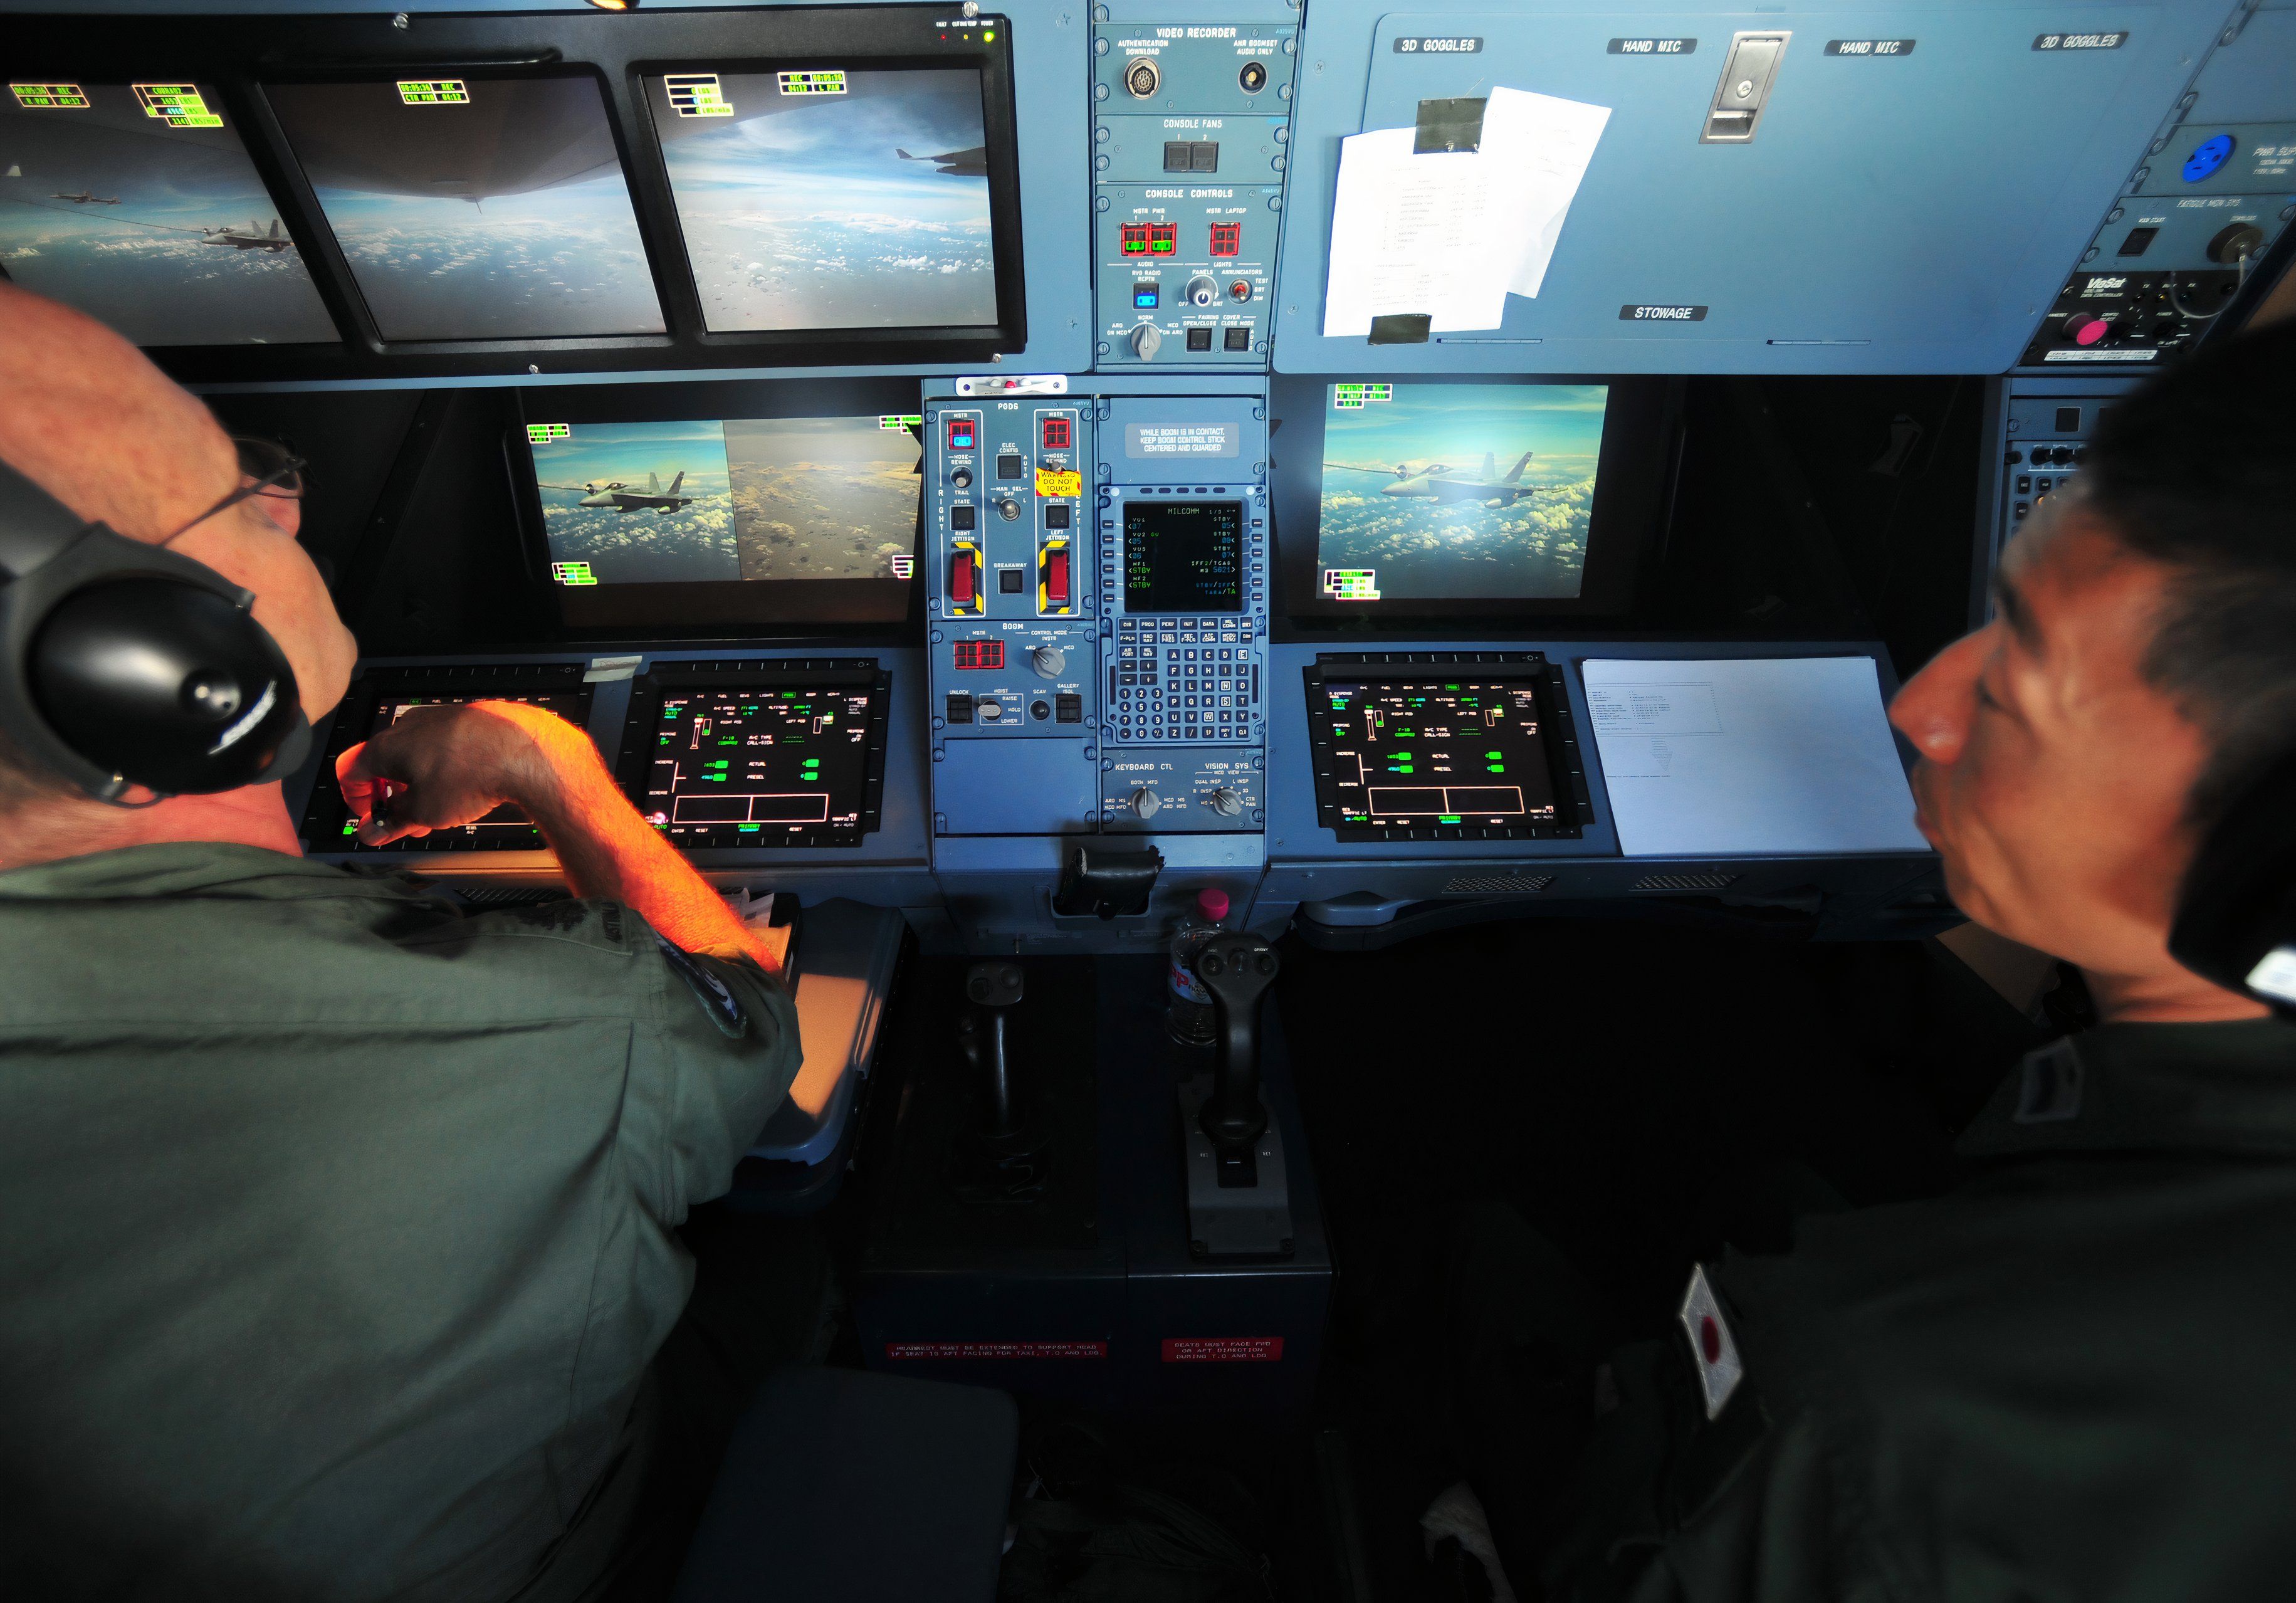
[1582,656,1929,857]
[1321,87,1610,338]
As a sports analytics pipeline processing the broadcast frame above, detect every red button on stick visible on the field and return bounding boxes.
[1046,549,1070,602]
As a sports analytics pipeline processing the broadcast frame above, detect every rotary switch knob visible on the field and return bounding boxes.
[1031,645,1066,677]
[1130,322,1163,359]
[1203,786,1244,817]
[1130,787,1161,819]
[1183,275,1219,308]
[951,466,974,488]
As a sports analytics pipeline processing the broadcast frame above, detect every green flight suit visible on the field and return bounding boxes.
[0,843,800,1603]
[1544,1019,2296,1602]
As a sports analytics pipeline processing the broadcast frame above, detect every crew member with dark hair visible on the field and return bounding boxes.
[1449,320,2296,1601]
[0,285,801,1600]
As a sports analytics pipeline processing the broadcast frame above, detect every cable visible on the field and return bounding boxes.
[0,194,250,239]
[2166,249,2254,320]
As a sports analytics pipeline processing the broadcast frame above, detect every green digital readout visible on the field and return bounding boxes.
[10,83,90,109]
[396,80,469,105]
[777,70,849,96]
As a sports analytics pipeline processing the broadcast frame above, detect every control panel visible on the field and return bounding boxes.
[1094,19,1298,367]
[1096,396,1269,833]
[926,398,1097,741]
[2023,106,2295,367]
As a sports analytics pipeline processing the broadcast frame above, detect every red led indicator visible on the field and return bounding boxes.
[1041,416,1072,451]
[1208,223,1240,258]
[953,639,1004,670]
[947,418,977,450]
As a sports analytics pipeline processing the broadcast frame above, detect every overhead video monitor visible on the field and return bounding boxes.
[0,80,336,345]
[264,75,664,342]
[642,66,997,334]
[514,396,923,628]
[613,661,890,849]
[1269,376,1675,619]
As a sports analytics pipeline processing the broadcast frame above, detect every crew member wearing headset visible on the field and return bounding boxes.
[1445,320,2296,1603]
[0,284,800,1602]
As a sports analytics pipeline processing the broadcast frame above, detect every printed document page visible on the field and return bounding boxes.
[1321,87,1610,338]
[1581,657,1929,856]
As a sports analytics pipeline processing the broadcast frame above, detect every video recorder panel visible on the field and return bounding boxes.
[299,664,595,853]
[612,660,891,849]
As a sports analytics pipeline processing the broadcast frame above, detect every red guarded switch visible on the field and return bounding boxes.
[950,549,977,605]
[1046,548,1071,604]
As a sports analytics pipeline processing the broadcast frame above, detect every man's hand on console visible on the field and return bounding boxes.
[337,700,787,976]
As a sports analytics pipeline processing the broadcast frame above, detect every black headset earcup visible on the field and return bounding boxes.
[29,576,307,795]
[2169,747,2296,1015]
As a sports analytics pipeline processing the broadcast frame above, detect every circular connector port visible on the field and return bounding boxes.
[1124,57,1160,98]
[1239,61,1268,93]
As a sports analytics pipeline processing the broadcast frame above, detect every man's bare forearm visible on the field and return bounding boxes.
[510,718,782,974]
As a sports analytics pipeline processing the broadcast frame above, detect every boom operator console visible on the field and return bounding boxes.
[8,0,2293,1454]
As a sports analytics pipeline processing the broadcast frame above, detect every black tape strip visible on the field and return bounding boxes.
[1368,313,1433,345]
[1413,96,1487,153]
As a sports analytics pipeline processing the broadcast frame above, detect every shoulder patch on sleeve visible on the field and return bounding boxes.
[655,932,750,1039]
[1679,1264,1744,1420]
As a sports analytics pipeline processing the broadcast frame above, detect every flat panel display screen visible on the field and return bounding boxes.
[265,76,664,341]
[0,81,336,345]
[301,678,594,852]
[642,67,995,333]
[1314,381,1608,603]
[528,413,921,592]
[1313,674,1562,834]
[1123,500,1243,614]
[627,680,880,848]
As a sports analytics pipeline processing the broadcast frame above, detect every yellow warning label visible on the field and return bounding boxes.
[1036,468,1082,498]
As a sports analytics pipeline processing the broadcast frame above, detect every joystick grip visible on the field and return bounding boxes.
[1195,932,1279,1150]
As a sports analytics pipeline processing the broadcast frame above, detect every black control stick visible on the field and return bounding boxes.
[1193,933,1279,1165]
[960,962,1025,1140]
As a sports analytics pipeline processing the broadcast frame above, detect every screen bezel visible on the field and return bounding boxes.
[1,7,1027,381]
[611,658,891,849]
[505,377,928,633]
[1268,374,1679,623]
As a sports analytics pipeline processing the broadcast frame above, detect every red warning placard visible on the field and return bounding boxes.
[1161,1337,1285,1363]
[884,1342,1108,1360]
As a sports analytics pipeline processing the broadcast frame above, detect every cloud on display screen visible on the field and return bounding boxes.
[647,68,995,334]
[0,82,337,345]
[1317,383,1608,601]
